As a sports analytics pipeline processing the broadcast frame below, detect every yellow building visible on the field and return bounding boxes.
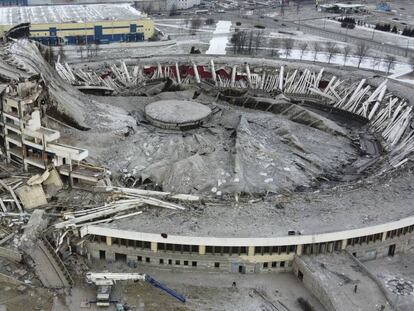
[0,4,154,45]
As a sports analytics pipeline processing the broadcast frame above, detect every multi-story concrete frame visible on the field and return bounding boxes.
[0,80,106,185]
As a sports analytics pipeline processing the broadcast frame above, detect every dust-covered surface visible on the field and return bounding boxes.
[102,165,414,237]
[0,281,54,311]
[145,100,211,124]
[300,253,390,311]
[365,249,414,311]
[57,259,325,311]
[56,89,357,196]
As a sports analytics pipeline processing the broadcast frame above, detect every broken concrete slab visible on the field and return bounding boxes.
[15,185,47,210]
[42,168,63,198]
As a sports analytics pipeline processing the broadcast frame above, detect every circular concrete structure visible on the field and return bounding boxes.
[144,100,212,130]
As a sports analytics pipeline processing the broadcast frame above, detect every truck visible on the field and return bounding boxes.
[86,272,186,307]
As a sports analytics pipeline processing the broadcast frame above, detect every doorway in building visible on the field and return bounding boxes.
[388,244,396,257]
[99,250,106,260]
[239,265,246,274]
[115,253,127,262]
[298,270,304,281]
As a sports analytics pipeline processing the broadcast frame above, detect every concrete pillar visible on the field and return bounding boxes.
[296,244,303,256]
[151,242,157,253]
[193,63,201,84]
[382,231,387,241]
[175,62,181,84]
[210,60,217,85]
[341,239,347,250]
[248,246,255,257]
[279,66,284,91]
[106,236,112,246]
[231,65,237,88]
[199,245,206,255]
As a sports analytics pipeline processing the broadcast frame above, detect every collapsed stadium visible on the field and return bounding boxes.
[0,38,414,310]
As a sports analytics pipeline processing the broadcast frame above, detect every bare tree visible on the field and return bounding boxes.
[94,43,101,56]
[254,30,264,52]
[299,42,308,60]
[231,30,248,54]
[190,17,203,35]
[342,45,352,66]
[269,38,279,57]
[355,42,370,68]
[371,54,381,70]
[282,38,294,59]
[312,42,321,62]
[247,30,254,54]
[326,42,338,64]
[205,18,215,26]
[384,55,396,74]
[77,45,84,59]
[86,44,93,58]
[169,4,178,16]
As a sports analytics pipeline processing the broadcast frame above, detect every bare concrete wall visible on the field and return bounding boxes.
[86,241,293,274]
[292,255,336,311]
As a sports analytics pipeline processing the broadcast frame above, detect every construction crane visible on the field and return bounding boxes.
[86,272,186,307]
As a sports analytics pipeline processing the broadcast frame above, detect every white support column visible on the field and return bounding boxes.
[175,62,181,84]
[193,62,201,84]
[245,63,253,89]
[231,65,237,88]
[157,63,163,78]
[210,59,217,85]
[279,66,284,91]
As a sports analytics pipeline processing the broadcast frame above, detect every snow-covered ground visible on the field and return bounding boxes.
[279,48,412,80]
[206,21,232,55]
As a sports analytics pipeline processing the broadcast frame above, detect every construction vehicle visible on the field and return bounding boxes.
[86,272,186,307]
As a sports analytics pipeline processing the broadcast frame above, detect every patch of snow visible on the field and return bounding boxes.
[206,21,232,55]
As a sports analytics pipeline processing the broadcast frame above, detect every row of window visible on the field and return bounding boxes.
[386,225,414,239]
[137,255,199,267]
[263,261,287,269]
[205,246,248,255]
[302,241,342,255]
[347,233,383,246]
[113,252,287,270]
[93,225,414,257]
[254,245,297,255]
